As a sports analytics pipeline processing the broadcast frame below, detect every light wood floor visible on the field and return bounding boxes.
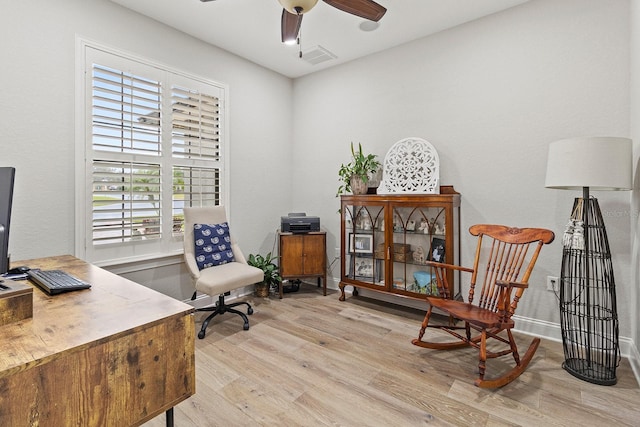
[144,285,640,426]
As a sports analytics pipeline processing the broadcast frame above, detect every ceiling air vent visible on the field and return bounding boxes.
[300,46,337,65]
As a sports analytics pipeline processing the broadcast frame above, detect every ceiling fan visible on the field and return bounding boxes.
[200,0,387,44]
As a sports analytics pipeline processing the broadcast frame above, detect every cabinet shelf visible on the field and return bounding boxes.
[339,187,461,303]
[346,228,447,237]
[400,231,446,236]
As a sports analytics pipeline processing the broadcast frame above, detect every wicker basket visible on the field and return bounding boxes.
[376,243,413,260]
[393,243,411,254]
[254,283,269,297]
[394,252,412,262]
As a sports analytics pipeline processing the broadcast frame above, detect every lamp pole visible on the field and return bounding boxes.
[582,186,591,369]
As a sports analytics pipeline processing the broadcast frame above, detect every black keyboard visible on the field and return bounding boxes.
[27,269,91,295]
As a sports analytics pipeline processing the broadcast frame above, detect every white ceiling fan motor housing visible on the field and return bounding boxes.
[278,0,319,14]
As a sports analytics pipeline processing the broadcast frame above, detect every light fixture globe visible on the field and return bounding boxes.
[278,0,319,14]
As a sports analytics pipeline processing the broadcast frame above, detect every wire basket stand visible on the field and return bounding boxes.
[560,194,620,385]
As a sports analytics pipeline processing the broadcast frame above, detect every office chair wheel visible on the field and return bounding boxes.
[247,307,254,315]
[198,330,206,339]
[243,322,250,331]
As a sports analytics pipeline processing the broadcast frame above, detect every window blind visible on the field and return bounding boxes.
[172,166,220,233]
[172,86,220,160]
[92,161,161,244]
[92,64,161,155]
[80,44,227,263]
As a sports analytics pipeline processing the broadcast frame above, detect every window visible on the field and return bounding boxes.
[78,43,228,264]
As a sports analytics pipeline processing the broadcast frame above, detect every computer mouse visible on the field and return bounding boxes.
[7,266,30,274]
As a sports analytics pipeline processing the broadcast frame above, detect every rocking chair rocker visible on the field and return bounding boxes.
[412,224,555,388]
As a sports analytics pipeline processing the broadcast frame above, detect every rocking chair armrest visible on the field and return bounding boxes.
[495,280,528,321]
[495,279,528,289]
[424,260,474,274]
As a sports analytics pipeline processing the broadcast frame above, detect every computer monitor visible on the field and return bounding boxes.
[0,167,16,275]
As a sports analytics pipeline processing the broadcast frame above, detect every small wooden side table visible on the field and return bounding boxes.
[278,231,326,298]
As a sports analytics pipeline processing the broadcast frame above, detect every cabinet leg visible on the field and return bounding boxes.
[339,283,346,301]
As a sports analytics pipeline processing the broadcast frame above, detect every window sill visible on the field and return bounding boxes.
[94,250,184,274]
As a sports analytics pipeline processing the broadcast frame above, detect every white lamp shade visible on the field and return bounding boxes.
[278,0,319,14]
[545,137,632,191]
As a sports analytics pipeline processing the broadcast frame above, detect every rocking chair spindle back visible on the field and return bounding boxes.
[412,224,555,388]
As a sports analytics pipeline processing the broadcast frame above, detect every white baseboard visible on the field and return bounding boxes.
[183,286,254,310]
[186,293,215,309]
[511,314,563,343]
[629,343,640,384]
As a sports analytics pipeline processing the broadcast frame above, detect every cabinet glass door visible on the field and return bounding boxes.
[390,206,446,296]
[343,204,385,288]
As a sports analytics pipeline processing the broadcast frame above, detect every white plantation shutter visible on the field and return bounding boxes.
[172,87,220,160]
[80,45,227,263]
[92,65,161,155]
[92,161,161,243]
[172,166,220,233]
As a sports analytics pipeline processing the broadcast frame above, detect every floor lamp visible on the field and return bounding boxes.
[545,136,632,385]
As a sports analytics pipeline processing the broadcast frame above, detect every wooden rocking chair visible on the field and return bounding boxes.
[412,224,555,388]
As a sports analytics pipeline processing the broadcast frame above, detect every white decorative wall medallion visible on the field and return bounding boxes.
[377,137,440,194]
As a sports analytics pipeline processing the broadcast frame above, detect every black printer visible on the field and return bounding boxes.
[281,213,320,234]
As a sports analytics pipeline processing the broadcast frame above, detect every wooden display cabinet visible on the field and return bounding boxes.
[339,186,461,302]
[279,231,327,298]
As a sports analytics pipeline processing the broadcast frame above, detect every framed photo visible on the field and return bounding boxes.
[349,233,373,254]
[353,257,374,279]
[429,237,446,262]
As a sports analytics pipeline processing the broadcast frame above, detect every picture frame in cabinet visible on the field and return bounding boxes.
[353,257,374,279]
[350,233,373,254]
[429,237,446,262]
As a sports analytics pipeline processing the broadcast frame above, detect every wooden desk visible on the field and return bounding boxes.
[0,255,195,426]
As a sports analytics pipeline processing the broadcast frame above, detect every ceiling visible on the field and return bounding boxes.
[110,0,530,79]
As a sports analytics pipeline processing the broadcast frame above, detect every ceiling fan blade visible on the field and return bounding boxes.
[200,0,216,2]
[322,0,386,22]
[281,9,303,43]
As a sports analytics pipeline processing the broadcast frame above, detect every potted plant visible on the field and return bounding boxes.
[337,142,381,196]
[247,252,281,297]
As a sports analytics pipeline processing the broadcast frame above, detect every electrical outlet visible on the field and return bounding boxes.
[334,247,341,258]
[546,276,559,292]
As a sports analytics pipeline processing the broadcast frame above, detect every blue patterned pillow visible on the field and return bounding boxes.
[193,222,235,270]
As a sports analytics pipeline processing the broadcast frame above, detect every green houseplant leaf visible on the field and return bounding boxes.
[247,252,282,288]
[336,142,381,196]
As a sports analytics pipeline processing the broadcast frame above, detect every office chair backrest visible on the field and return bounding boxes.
[183,206,248,266]
[184,206,227,255]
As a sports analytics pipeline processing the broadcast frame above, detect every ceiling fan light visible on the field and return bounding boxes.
[278,0,319,14]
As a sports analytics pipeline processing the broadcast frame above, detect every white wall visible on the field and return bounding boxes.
[291,0,632,341]
[0,0,293,299]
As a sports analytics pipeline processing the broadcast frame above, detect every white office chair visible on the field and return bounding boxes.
[183,206,263,339]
